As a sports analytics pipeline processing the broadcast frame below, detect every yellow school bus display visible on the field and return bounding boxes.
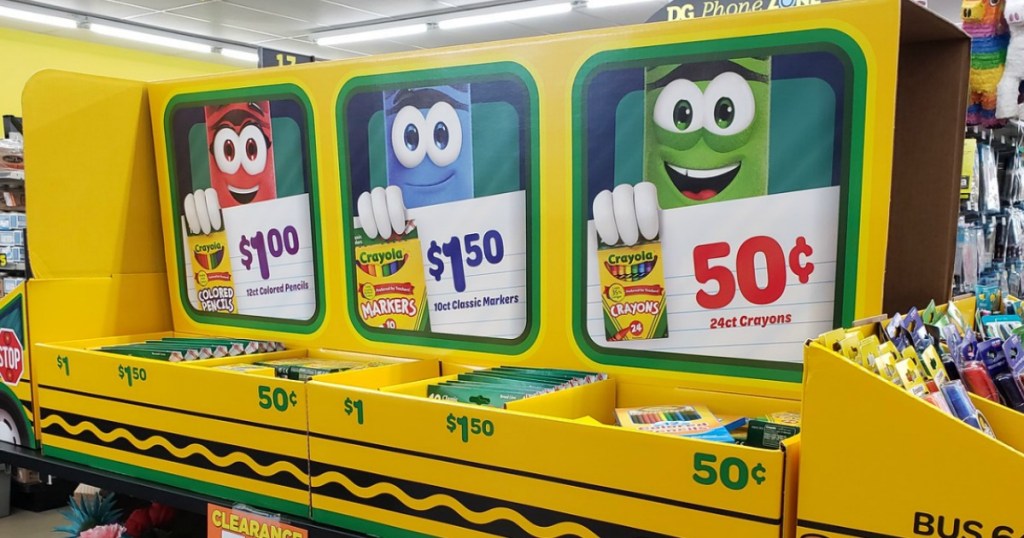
[11,0,969,536]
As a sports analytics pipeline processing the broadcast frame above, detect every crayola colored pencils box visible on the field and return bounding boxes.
[353,227,429,331]
[187,230,237,314]
[599,240,668,341]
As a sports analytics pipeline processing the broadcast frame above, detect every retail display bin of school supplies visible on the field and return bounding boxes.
[797,299,1024,538]
[18,0,971,535]
[33,331,317,517]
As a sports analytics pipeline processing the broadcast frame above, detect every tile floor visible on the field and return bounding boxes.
[0,508,66,537]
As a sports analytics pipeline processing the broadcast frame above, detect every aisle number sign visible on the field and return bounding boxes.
[207,505,307,538]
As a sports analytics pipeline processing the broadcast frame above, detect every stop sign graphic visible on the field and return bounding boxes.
[0,328,23,385]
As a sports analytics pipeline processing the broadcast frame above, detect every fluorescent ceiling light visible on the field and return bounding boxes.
[221,48,259,63]
[438,3,572,30]
[586,0,663,8]
[316,23,428,45]
[90,24,212,53]
[0,6,76,28]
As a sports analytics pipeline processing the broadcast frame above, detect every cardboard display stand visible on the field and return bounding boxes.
[798,298,1024,538]
[3,0,969,536]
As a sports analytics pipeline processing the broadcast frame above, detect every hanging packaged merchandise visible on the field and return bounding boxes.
[1006,149,1024,204]
[981,143,1003,214]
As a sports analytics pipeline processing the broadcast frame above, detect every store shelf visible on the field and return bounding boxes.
[0,443,367,538]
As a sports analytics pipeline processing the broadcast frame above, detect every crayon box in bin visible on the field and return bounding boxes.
[797,299,1024,538]
[33,332,318,517]
[306,366,802,538]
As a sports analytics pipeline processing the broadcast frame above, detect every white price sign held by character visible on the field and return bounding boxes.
[357,189,528,339]
[587,185,839,362]
[222,194,317,320]
[412,191,528,339]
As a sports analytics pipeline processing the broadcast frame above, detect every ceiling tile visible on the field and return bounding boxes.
[582,3,666,25]
[508,10,616,34]
[397,22,550,49]
[111,0,206,11]
[127,11,285,42]
[226,0,380,26]
[324,0,451,17]
[167,1,321,35]
[256,37,353,59]
[32,0,156,18]
[324,38,420,56]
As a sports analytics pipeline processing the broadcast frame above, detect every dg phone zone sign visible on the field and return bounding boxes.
[648,0,831,21]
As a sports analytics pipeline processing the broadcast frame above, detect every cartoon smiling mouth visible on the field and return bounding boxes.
[664,162,741,201]
[408,171,455,188]
[227,184,259,205]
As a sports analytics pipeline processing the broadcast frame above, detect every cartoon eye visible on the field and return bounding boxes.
[239,124,268,175]
[653,79,704,134]
[391,106,427,168]
[703,72,755,136]
[425,101,462,167]
[212,127,241,174]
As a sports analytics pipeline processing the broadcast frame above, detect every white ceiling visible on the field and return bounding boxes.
[0,0,967,64]
[5,0,662,62]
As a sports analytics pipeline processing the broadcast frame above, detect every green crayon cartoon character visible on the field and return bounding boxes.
[646,57,770,207]
[594,57,770,247]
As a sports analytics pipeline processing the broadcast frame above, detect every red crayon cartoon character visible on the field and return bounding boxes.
[184,101,276,236]
[206,101,276,206]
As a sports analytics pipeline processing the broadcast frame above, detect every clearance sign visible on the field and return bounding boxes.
[207,505,308,538]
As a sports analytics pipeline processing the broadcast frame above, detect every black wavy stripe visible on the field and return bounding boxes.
[41,409,308,491]
[311,462,675,538]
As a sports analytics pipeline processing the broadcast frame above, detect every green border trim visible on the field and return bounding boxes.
[313,507,431,538]
[44,446,310,518]
[571,29,868,382]
[337,63,541,355]
[163,84,327,334]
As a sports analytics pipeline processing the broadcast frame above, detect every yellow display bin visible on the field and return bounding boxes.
[798,300,1024,538]
[307,370,801,537]
[15,0,971,535]
[34,332,312,517]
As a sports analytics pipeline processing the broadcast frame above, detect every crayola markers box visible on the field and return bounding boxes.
[353,227,429,331]
[598,239,668,341]
[188,231,237,314]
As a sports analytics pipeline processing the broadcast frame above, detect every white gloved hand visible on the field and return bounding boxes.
[356,186,408,240]
[592,182,660,247]
[183,188,222,235]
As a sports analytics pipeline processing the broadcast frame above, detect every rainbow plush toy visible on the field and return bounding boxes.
[964,0,1011,126]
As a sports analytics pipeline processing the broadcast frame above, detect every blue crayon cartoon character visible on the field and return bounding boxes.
[357,84,474,240]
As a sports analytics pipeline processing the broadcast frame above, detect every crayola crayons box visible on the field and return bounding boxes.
[353,227,429,331]
[187,230,237,314]
[598,239,668,341]
[615,405,735,444]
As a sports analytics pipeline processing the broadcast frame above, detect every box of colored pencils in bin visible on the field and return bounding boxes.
[426,367,607,408]
[254,358,396,381]
[97,336,283,362]
[614,405,739,444]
